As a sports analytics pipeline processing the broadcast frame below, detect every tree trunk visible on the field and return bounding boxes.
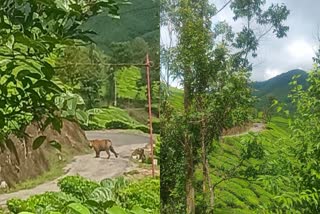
[206,159,215,212]
[184,67,195,214]
[186,139,195,214]
[201,115,208,194]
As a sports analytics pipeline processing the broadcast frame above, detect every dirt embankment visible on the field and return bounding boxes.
[0,119,89,189]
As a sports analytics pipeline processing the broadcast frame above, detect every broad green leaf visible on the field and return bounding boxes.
[67,97,77,111]
[42,62,55,79]
[76,110,88,124]
[276,106,282,112]
[32,136,46,150]
[50,140,61,151]
[17,70,41,80]
[67,202,91,214]
[0,111,4,128]
[106,206,128,214]
[130,206,149,214]
[6,34,14,49]
[52,117,63,133]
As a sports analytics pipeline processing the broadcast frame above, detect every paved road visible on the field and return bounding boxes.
[222,123,265,138]
[85,131,149,146]
[0,131,149,205]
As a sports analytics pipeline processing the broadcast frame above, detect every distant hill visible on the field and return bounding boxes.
[81,0,159,53]
[252,69,308,110]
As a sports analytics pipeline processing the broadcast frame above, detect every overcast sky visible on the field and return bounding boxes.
[161,0,320,85]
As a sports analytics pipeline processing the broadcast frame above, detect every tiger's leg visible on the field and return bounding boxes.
[94,148,100,158]
[106,149,111,159]
[110,146,118,158]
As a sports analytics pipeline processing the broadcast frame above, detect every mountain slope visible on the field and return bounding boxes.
[252,69,308,110]
[82,0,159,53]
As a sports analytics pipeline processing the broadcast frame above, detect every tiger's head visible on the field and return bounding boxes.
[89,141,93,148]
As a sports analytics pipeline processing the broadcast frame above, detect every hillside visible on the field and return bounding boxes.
[204,117,291,213]
[81,0,159,53]
[252,69,308,110]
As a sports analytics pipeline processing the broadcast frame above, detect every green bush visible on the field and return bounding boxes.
[119,178,160,211]
[57,175,100,201]
[135,125,149,133]
[6,176,159,214]
[154,136,160,160]
[7,192,77,213]
[151,119,160,134]
[145,104,159,116]
[81,121,104,130]
[105,120,134,129]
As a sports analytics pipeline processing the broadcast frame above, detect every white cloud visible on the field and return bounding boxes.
[264,68,281,80]
[286,39,315,61]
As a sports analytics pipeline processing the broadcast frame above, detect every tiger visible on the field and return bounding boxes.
[89,139,119,159]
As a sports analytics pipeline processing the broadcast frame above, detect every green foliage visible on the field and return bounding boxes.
[151,118,160,134]
[260,67,320,213]
[57,175,100,201]
[115,66,146,102]
[159,102,186,213]
[118,178,160,211]
[82,106,151,133]
[0,0,121,148]
[7,176,158,214]
[154,135,160,160]
[56,45,110,109]
[82,0,160,85]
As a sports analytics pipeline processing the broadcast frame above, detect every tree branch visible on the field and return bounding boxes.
[215,0,233,16]
[257,26,273,42]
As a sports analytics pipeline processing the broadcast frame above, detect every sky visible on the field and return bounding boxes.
[161,0,320,86]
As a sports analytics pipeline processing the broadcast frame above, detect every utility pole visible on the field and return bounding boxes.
[146,53,154,177]
[114,74,117,107]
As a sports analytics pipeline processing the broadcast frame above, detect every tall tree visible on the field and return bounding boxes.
[160,0,289,213]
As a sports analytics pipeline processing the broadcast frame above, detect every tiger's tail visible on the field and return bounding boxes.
[110,145,119,158]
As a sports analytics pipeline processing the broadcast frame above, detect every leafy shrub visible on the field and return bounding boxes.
[118,178,160,211]
[81,121,104,130]
[105,120,133,129]
[154,136,160,160]
[104,120,150,133]
[151,119,160,134]
[135,125,149,133]
[6,176,158,214]
[57,175,100,201]
[7,192,79,213]
[145,104,159,116]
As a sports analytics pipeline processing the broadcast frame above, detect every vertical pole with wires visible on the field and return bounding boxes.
[146,53,154,177]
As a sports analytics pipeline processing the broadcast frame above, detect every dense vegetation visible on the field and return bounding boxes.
[1,175,159,214]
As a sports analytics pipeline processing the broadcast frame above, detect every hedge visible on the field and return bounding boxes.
[105,120,149,133]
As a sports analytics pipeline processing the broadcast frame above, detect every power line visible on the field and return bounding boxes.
[54,61,155,68]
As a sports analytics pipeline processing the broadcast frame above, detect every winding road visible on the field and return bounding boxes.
[222,123,265,138]
[0,130,149,205]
